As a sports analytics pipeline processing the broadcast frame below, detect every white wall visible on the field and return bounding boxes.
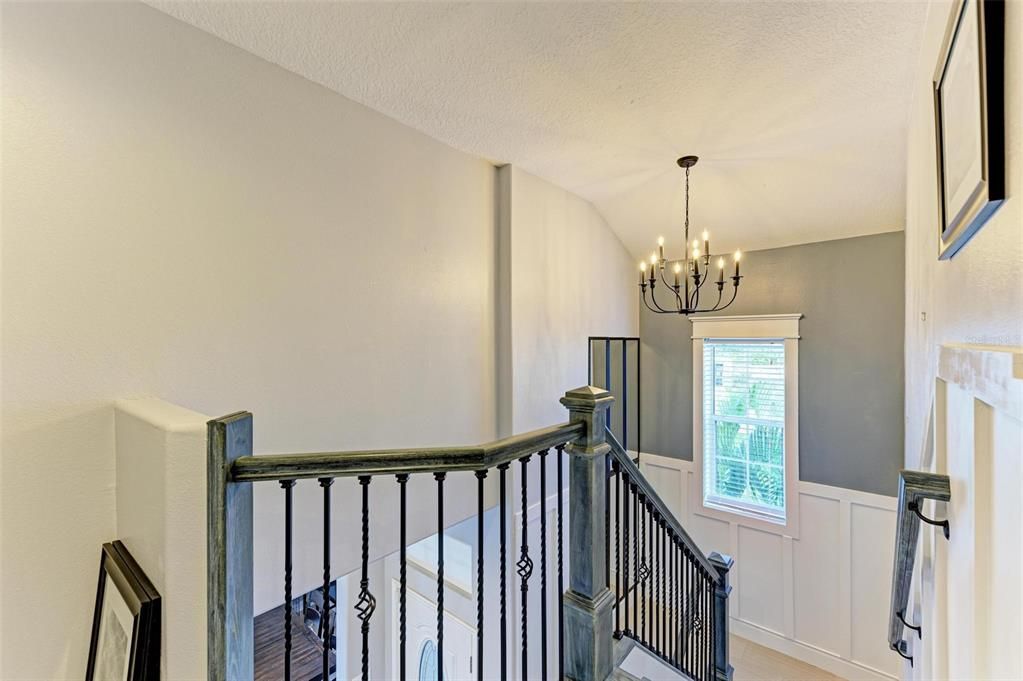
[639,453,899,681]
[902,2,1022,680]
[499,165,639,436]
[114,398,210,681]
[1,3,495,678]
[904,0,1021,473]
[1,4,641,678]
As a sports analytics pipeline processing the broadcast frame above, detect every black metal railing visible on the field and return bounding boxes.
[209,416,581,681]
[207,387,731,681]
[605,431,733,681]
[588,336,641,461]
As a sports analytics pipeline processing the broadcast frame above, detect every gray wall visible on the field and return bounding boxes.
[640,231,904,496]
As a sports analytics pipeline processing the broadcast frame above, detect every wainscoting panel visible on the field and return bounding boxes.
[737,526,786,635]
[849,503,896,673]
[793,493,843,656]
[640,454,898,681]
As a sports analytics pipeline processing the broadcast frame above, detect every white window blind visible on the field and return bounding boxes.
[702,340,786,520]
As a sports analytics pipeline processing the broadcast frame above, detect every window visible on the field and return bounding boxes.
[692,314,800,535]
[703,341,785,519]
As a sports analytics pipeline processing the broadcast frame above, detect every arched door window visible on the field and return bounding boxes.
[417,639,445,681]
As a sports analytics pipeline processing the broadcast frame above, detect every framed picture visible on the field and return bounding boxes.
[86,541,161,681]
[933,0,1004,259]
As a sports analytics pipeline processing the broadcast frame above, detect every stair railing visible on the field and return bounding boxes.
[605,431,734,681]
[207,386,730,681]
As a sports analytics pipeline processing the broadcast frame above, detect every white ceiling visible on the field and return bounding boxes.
[149,1,927,257]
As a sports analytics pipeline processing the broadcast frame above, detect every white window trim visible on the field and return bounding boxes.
[691,314,802,538]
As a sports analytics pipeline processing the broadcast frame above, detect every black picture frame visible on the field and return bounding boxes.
[86,541,161,681]
[933,0,1004,259]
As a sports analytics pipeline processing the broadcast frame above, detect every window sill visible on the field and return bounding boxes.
[704,496,785,526]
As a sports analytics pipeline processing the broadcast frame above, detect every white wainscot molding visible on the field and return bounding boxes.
[638,453,898,681]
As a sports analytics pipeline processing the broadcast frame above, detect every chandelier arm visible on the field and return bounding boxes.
[690,288,724,314]
[691,273,705,310]
[657,269,686,310]
[644,286,682,315]
[644,285,675,314]
[711,285,740,312]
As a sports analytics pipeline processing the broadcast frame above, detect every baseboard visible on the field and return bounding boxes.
[730,618,896,681]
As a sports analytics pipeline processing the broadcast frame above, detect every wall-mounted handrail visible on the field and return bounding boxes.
[229,421,583,481]
[888,470,951,663]
[606,430,718,578]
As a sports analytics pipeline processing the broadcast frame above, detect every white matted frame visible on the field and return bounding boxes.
[692,314,802,538]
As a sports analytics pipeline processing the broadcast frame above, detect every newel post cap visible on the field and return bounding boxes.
[560,385,614,412]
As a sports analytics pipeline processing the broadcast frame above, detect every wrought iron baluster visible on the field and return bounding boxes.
[499,462,510,678]
[640,494,647,645]
[710,570,717,681]
[660,519,666,657]
[622,473,631,637]
[683,546,691,676]
[318,478,333,681]
[356,476,375,681]
[435,472,446,681]
[475,470,486,681]
[556,444,565,681]
[632,483,639,639]
[654,517,662,654]
[539,450,549,680]
[708,572,713,681]
[613,461,621,638]
[604,455,611,604]
[280,480,296,681]
[518,455,533,681]
[397,474,409,681]
[656,518,662,654]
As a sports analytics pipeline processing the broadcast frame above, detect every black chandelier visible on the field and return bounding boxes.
[640,156,744,315]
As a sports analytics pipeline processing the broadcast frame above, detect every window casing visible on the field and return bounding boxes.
[691,314,801,536]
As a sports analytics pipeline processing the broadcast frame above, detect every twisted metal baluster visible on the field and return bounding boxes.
[632,483,639,639]
[499,462,510,678]
[318,478,334,681]
[280,480,296,681]
[397,474,409,681]
[355,476,376,681]
[475,470,487,681]
[639,496,647,645]
[517,455,533,681]
[539,449,549,680]
[556,444,565,681]
[660,518,666,657]
[435,472,446,681]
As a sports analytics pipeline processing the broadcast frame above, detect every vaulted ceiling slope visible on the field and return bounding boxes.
[149,1,927,256]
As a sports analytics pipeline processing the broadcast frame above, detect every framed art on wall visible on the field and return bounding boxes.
[86,541,161,681]
[933,0,1004,259]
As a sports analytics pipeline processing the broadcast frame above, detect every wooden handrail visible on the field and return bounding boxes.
[888,470,951,661]
[605,429,719,579]
[229,421,584,481]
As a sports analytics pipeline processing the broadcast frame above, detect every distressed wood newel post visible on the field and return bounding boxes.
[208,412,254,681]
[710,552,734,681]
[561,386,615,681]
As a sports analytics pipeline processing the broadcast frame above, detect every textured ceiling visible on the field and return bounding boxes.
[148,1,928,257]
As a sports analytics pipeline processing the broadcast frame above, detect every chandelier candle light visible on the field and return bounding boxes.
[640,156,744,315]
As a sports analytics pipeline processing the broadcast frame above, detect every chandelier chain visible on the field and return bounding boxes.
[684,166,690,244]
